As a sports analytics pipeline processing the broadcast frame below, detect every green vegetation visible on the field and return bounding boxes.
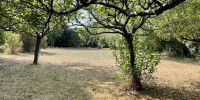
[113,36,160,86]
[47,27,118,48]
[0,0,199,99]
[0,30,4,45]
[154,0,200,58]
[22,35,47,52]
[3,32,22,54]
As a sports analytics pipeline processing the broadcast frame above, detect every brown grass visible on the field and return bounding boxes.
[0,48,199,100]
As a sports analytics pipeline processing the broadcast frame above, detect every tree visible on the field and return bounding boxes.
[76,0,185,90]
[154,0,200,43]
[17,1,64,64]
[1,0,99,64]
[152,0,200,57]
[49,26,82,47]
[0,0,63,64]
[47,28,63,47]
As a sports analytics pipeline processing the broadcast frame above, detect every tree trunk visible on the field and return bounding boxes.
[33,37,41,64]
[126,36,142,91]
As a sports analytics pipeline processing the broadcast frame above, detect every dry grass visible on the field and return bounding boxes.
[0,48,199,100]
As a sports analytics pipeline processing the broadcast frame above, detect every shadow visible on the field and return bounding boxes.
[39,51,57,56]
[161,56,199,65]
[65,62,91,67]
[0,60,94,99]
[51,47,110,51]
[191,81,200,90]
[0,58,30,69]
[44,63,119,83]
[21,51,57,56]
[140,84,200,100]
[1,55,199,99]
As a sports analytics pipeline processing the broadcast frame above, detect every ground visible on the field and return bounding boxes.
[0,48,199,100]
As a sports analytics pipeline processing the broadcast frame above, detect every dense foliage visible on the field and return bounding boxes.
[22,35,47,52]
[0,30,4,45]
[152,0,200,58]
[3,32,22,54]
[113,35,160,83]
[47,27,118,48]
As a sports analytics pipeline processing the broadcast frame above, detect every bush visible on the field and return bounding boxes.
[49,28,81,47]
[41,37,47,49]
[0,30,4,45]
[0,46,4,53]
[113,36,160,82]
[22,35,47,52]
[97,42,103,49]
[4,32,23,54]
[22,35,35,52]
[0,30,4,53]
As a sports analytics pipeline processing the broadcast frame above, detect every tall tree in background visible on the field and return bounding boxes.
[76,0,185,90]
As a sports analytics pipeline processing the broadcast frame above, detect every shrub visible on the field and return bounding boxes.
[97,42,103,49]
[4,32,23,54]
[41,37,47,49]
[113,36,160,83]
[0,30,4,45]
[22,35,47,52]
[0,46,4,53]
[21,35,35,52]
[0,30,4,53]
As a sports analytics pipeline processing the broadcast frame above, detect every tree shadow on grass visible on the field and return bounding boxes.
[0,61,92,99]
[56,47,111,51]
[161,56,199,65]
[40,51,57,56]
[0,58,29,69]
[191,81,200,90]
[21,51,57,56]
[140,84,200,100]
[0,58,119,100]
[2,57,199,100]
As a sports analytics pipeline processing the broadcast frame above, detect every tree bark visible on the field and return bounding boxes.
[33,37,41,65]
[126,36,142,91]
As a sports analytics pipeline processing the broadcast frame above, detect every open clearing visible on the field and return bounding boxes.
[0,48,200,100]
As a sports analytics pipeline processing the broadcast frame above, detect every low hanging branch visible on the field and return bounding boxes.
[179,27,200,43]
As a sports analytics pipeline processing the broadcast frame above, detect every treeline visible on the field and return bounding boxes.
[0,26,199,60]
[46,25,200,59]
[47,26,117,49]
[0,26,117,53]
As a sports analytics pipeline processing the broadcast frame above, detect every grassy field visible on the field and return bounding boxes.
[0,48,199,100]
